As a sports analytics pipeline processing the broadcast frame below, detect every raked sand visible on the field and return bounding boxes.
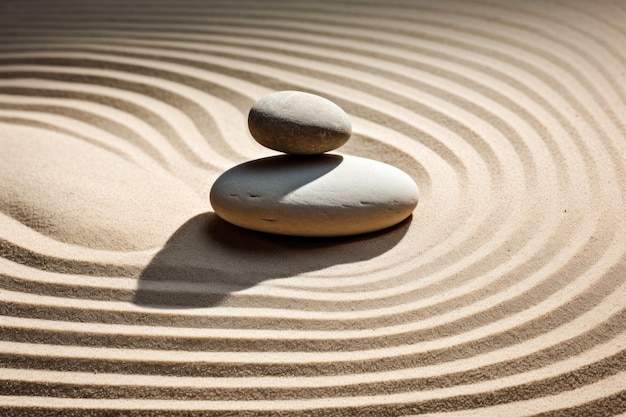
[0,0,625,416]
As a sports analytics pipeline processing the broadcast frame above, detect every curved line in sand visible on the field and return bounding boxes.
[0,0,625,415]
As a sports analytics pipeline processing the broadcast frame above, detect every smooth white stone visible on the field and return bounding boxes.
[210,154,418,237]
[248,91,352,155]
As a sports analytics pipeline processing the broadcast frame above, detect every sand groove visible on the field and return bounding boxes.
[1,0,625,416]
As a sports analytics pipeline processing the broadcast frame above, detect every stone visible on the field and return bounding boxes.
[210,154,418,237]
[248,90,352,155]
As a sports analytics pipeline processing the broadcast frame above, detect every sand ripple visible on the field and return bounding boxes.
[0,0,625,416]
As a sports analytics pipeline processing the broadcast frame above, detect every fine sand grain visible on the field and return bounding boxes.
[0,0,625,416]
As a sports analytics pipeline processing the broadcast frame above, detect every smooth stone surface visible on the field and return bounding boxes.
[210,154,418,237]
[248,91,352,155]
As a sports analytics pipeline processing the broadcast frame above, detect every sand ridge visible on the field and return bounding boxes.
[0,0,625,416]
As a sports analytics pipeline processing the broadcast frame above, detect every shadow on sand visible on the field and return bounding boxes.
[133,212,410,308]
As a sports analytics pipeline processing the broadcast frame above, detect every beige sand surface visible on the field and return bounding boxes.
[0,0,625,415]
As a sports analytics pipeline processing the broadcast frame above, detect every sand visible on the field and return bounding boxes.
[0,0,625,416]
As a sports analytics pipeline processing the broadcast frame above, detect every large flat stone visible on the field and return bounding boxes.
[210,154,418,236]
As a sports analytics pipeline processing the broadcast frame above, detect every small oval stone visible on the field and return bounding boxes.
[248,91,352,155]
[210,154,418,237]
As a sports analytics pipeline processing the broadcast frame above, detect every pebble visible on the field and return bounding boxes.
[248,91,352,155]
[210,154,418,237]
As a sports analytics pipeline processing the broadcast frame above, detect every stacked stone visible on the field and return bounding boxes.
[210,91,419,237]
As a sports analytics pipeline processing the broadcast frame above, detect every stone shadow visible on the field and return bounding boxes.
[133,212,410,308]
